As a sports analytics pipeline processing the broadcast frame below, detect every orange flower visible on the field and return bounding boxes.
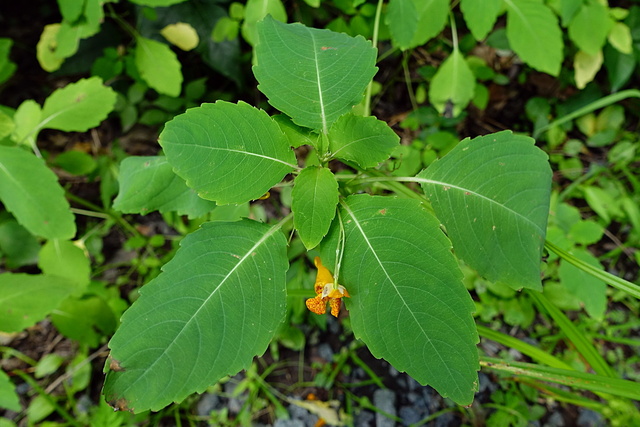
[305,257,350,317]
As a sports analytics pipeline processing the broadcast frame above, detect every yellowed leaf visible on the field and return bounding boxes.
[608,22,633,54]
[160,22,199,51]
[287,398,345,426]
[574,50,603,90]
[37,24,64,72]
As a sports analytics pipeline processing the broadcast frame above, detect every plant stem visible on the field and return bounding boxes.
[364,0,385,117]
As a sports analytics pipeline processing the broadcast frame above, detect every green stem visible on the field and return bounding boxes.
[402,51,418,111]
[65,190,141,237]
[364,0,385,117]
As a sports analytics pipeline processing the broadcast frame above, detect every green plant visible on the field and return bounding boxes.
[102,16,554,413]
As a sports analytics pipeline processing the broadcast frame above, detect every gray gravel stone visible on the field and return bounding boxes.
[399,405,422,425]
[543,412,565,427]
[373,389,396,427]
[196,393,221,416]
[354,409,375,426]
[317,342,334,362]
[274,420,305,427]
[577,409,605,427]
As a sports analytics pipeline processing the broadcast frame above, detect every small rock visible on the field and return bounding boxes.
[354,409,375,427]
[399,406,422,425]
[543,412,565,427]
[274,420,305,427]
[373,389,396,427]
[577,409,605,427]
[317,342,334,362]
[196,393,221,416]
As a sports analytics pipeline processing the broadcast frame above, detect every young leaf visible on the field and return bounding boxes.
[568,1,614,56]
[558,249,606,321]
[0,273,80,332]
[574,50,603,90]
[292,166,339,250]
[41,77,116,132]
[135,36,183,97]
[418,131,552,290]
[386,0,418,50]
[159,101,296,205]
[428,49,476,117]
[505,0,563,76]
[460,0,502,41]
[38,240,90,291]
[113,156,216,219]
[11,100,42,147]
[103,219,289,412]
[160,22,200,51]
[327,113,400,168]
[0,369,21,411]
[322,195,479,405]
[411,0,449,46]
[241,0,287,45]
[253,16,377,133]
[273,114,320,148]
[0,146,76,240]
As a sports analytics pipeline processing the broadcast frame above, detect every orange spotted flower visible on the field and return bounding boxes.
[306,257,350,317]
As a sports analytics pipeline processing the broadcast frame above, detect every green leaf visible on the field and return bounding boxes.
[418,131,552,290]
[159,101,296,205]
[11,100,42,147]
[505,0,563,76]
[411,0,450,46]
[103,219,288,413]
[327,113,400,168]
[385,0,418,50]
[558,248,606,320]
[36,24,64,72]
[0,219,40,268]
[135,36,183,97]
[54,150,98,175]
[254,16,378,133]
[291,166,338,250]
[568,1,613,56]
[38,240,90,291]
[607,22,633,55]
[41,77,117,132]
[0,38,17,85]
[51,295,117,347]
[460,0,502,41]
[128,0,187,5]
[273,114,319,148]
[241,0,287,45]
[57,0,85,23]
[0,273,80,332]
[321,195,478,405]
[113,156,216,218]
[0,369,20,412]
[428,49,476,117]
[0,146,76,240]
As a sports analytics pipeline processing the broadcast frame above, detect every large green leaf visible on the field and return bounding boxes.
[0,273,80,332]
[135,36,183,97]
[505,0,563,76]
[386,0,418,50]
[428,49,476,117]
[411,0,449,46]
[159,101,296,205]
[321,195,479,405]
[41,77,117,132]
[291,166,339,250]
[0,146,76,240]
[460,0,502,41]
[253,16,378,133]
[327,113,399,168]
[113,156,216,218]
[103,220,288,412]
[568,1,614,56]
[417,131,551,290]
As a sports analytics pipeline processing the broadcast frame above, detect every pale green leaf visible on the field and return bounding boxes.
[55,22,81,59]
[327,113,399,168]
[608,22,633,54]
[161,22,199,51]
[11,100,42,147]
[0,369,20,411]
[51,295,117,347]
[0,273,79,332]
[574,50,603,90]
[159,101,296,205]
[292,166,339,250]
[428,49,475,117]
[418,131,552,290]
[568,1,613,56]
[321,195,479,405]
[36,24,64,72]
[41,77,117,132]
[273,114,319,148]
[57,0,85,23]
[505,0,563,75]
[558,248,606,320]
[113,156,216,218]
[385,0,418,50]
[103,219,288,412]
[460,0,502,41]
[0,110,13,140]
[135,36,183,97]
[254,16,378,133]
[241,0,287,45]
[0,38,17,85]
[411,0,449,46]
[38,240,90,291]
[0,146,76,240]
